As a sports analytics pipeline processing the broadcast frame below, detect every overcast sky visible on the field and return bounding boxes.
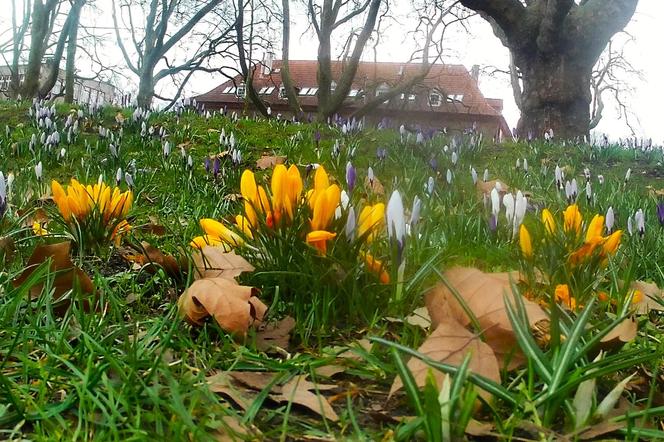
[1,1,661,142]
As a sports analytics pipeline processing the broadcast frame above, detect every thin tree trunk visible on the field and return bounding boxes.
[280,0,301,116]
[65,1,82,103]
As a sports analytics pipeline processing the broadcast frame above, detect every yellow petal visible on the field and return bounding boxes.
[311,184,341,231]
[541,208,555,236]
[241,170,257,202]
[235,215,254,239]
[306,230,336,255]
[190,235,227,249]
[563,204,582,235]
[519,224,533,258]
[585,214,604,242]
[51,180,71,221]
[357,203,385,243]
[602,230,622,255]
[199,218,244,246]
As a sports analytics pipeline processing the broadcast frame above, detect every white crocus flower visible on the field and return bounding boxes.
[116,168,123,185]
[624,168,631,183]
[446,169,452,184]
[345,206,356,240]
[483,168,489,182]
[523,158,528,173]
[471,167,478,185]
[490,187,500,220]
[427,176,435,195]
[635,209,645,236]
[410,195,422,228]
[386,190,406,246]
[35,161,43,180]
[513,191,527,235]
[605,207,615,233]
[503,193,515,224]
[627,216,633,236]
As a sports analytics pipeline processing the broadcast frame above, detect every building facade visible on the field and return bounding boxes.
[195,59,511,140]
[0,63,116,106]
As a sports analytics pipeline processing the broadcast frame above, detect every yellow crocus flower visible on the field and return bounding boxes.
[235,215,254,239]
[306,230,336,255]
[602,229,622,255]
[541,208,555,236]
[200,218,244,246]
[311,184,341,231]
[361,252,390,284]
[309,166,330,208]
[51,180,72,221]
[190,234,231,250]
[585,214,604,242]
[563,204,582,235]
[357,203,385,243]
[519,224,533,258]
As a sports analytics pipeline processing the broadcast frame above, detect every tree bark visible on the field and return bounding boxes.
[21,0,58,98]
[459,0,639,139]
[516,54,592,139]
[64,10,79,103]
[280,0,302,116]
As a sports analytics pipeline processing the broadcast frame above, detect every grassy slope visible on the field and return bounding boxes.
[2,100,664,440]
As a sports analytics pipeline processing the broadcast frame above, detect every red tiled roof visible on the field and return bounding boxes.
[196,60,505,118]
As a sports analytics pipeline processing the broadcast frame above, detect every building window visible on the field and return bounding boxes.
[279,86,287,99]
[298,87,310,96]
[400,93,416,101]
[375,83,390,97]
[447,94,464,102]
[429,92,442,107]
[236,84,246,98]
[258,86,275,95]
[222,86,236,94]
[331,81,337,92]
[348,89,359,98]
[305,87,318,96]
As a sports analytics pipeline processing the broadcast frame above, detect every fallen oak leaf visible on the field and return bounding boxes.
[206,372,256,410]
[138,241,181,278]
[599,317,637,350]
[256,154,286,170]
[12,241,95,313]
[178,277,266,334]
[629,280,664,313]
[192,246,254,280]
[364,175,384,195]
[254,316,295,352]
[426,266,548,370]
[389,316,501,400]
[269,375,339,422]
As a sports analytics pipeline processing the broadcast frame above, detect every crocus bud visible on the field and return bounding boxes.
[346,162,356,193]
[446,169,452,184]
[427,176,435,195]
[625,168,631,183]
[606,206,615,233]
[35,161,43,181]
[503,193,515,224]
[471,167,478,185]
[410,196,421,228]
[116,168,122,185]
[345,206,356,240]
[483,168,489,182]
[657,202,664,226]
[387,190,406,249]
[490,188,500,219]
[125,172,134,188]
[635,209,645,237]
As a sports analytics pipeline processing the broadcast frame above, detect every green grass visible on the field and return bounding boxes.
[2,99,664,440]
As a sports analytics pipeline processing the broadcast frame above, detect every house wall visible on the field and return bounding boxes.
[199,99,505,140]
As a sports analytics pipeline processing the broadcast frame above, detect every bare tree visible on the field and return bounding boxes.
[298,0,383,120]
[1,0,32,98]
[589,36,642,133]
[459,0,638,139]
[112,0,225,107]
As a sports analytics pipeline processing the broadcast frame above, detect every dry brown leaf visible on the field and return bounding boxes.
[0,235,15,264]
[465,419,495,437]
[599,317,637,350]
[630,280,664,313]
[178,277,266,334]
[138,242,181,277]
[13,242,95,312]
[213,416,260,442]
[389,317,501,398]
[206,372,255,410]
[426,266,548,369]
[192,246,255,280]
[475,179,510,197]
[405,306,432,329]
[364,175,384,195]
[254,316,295,352]
[227,371,279,391]
[314,364,347,378]
[270,375,339,422]
[256,155,286,170]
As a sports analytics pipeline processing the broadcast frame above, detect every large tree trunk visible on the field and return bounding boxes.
[459,0,639,140]
[21,0,54,98]
[516,54,592,139]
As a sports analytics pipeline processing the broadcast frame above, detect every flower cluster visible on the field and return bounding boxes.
[519,204,624,309]
[191,164,389,282]
[51,179,133,251]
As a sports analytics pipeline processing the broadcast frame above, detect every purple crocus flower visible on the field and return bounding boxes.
[657,201,664,226]
[205,157,211,173]
[213,157,221,177]
[376,147,387,161]
[0,172,6,218]
[346,162,356,193]
[428,157,438,171]
[488,213,497,233]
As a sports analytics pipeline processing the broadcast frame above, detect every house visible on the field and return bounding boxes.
[195,59,512,140]
[0,62,116,106]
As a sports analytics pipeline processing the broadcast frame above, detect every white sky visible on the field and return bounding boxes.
[1,1,661,141]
